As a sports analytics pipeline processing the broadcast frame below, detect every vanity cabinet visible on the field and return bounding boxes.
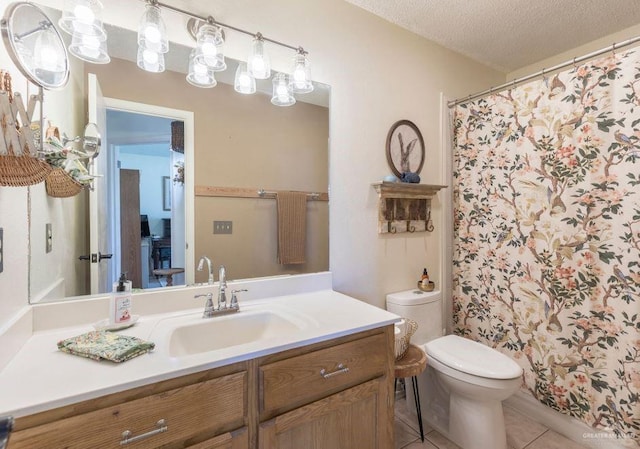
[6,327,393,449]
[257,329,394,449]
[8,363,249,449]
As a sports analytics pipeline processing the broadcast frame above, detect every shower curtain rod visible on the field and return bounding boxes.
[448,34,640,108]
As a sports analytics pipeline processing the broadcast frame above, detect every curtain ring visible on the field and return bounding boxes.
[612,42,616,56]
[512,79,516,89]
[572,56,577,68]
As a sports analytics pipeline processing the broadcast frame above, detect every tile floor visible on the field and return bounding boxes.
[394,394,588,449]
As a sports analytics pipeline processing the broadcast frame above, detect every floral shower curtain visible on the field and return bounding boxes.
[452,49,640,444]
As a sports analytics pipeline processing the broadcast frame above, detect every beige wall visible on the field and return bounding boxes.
[89,57,329,282]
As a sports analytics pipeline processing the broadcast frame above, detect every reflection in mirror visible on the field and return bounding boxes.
[26,7,329,303]
[1,2,69,89]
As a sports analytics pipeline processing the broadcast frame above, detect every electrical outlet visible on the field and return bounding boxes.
[213,220,233,234]
[46,223,53,253]
[0,227,3,273]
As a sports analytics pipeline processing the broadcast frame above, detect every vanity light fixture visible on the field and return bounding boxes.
[58,0,109,64]
[247,33,271,80]
[137,0,168,72]
[59,0,106,39]
[186,48,216,88]
[68,29,109,64]
[271,73,296,107]
[63,0,316,102]
[234,62,256,94]
[194,21,225,71]
[289,49,314,94]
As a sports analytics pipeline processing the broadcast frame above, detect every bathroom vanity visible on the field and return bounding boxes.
[0,274,398,449]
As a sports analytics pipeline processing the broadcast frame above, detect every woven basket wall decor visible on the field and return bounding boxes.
[45,168,82,198]
[0,70,51,187]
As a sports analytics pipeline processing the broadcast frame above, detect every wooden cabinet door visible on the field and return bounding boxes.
[259,377,392,449]
[187,427,249,449]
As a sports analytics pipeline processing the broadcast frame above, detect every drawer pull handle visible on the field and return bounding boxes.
[120,419,167,445]
[320,363,349,379]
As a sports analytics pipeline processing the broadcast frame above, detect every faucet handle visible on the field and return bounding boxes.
[230,289,247,309]
[195,293,215,318]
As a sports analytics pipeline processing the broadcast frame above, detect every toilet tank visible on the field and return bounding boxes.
[386,289,443,345]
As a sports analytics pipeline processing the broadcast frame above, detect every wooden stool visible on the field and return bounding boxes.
[394,344,427,441]
[152,267,184,286]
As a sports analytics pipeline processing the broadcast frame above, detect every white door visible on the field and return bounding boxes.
[87,73,113,294]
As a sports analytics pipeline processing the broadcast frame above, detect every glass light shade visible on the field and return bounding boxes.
[137,4,168,54]
[247,36,271,79]
[136,46,165,73]
[194,24,225,71]
[186,49,217,88]
[59,0,106,40]
[289,53,314,94]
[234,62,256,94]
[271,73,295,107]
[69,31,110,64]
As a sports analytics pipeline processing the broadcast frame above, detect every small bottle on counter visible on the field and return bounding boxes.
[421,268,429,282]
[110,273,132,325]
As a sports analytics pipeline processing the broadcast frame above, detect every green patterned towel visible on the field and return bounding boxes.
[57,331,155,363]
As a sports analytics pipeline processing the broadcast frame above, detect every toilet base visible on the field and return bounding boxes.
[449,393,507,449]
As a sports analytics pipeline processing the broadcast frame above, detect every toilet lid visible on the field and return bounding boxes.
[425,335,522,379]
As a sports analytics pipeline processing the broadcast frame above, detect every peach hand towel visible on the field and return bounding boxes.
[276,191,307,264]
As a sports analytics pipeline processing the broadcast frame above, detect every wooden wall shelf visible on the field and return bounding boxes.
[372,182,446,234]
[195,185,329,201]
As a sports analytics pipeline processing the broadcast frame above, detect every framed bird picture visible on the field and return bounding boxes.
[386,120,425,178]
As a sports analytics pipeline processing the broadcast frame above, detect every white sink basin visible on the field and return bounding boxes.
[167,309,307,357]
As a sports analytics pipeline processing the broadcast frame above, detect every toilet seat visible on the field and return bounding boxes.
[424,335,522,380]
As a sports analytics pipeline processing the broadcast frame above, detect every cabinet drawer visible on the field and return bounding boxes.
[9,371,246,449]
[260,333,387,415]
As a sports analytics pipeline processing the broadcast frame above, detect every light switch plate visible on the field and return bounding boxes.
[46,223,52,253]
[213,220,233,234]
[0,227,3,273]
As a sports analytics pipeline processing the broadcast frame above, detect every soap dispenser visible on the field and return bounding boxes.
[110,273,132,325]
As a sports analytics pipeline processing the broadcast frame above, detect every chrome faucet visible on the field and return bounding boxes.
[197,256,214,284]
[218,265,227,309]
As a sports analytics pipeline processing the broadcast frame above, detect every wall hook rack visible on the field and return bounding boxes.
[371,182,446,234]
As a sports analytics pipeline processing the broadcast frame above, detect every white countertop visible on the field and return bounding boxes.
[0,289,398,418]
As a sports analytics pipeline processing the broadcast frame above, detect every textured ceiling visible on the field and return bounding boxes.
[345,0,640,72]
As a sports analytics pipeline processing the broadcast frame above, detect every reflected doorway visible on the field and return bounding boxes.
[106,109,185,288]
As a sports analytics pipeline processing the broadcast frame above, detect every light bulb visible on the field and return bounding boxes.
[73,3,94,23]
[271,73,295,106]
[34,32,63,72]
[234,62,256,94]
[289,53,313,94]
[143,49,158,65]
[144,25,161,45]
[238,73,252,88]
[187,49,216,87]
[79,34,101,58]
[248,36,271,79]
[138,4,168,53]
[137,45,164,72]
[195,23,225,71]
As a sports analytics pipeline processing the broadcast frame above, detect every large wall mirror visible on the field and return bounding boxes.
[26,5,330,303]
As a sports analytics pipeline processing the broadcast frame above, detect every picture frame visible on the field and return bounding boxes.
[385,119,425,178]
[162,176,171,211]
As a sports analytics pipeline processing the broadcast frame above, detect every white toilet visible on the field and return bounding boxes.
[386,289,523,449]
